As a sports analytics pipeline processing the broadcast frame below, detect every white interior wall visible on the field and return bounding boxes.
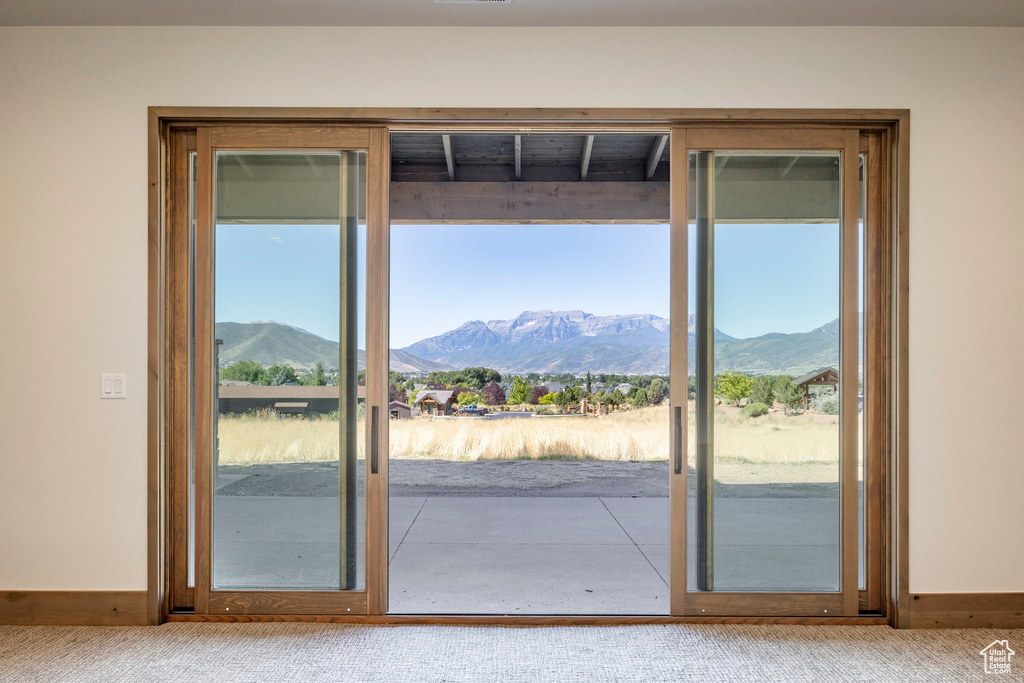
[0,26,1021,593]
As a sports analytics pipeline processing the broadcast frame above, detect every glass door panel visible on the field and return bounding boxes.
[675,128,860,616]
[688,151,841,592]
[211,150,366,592]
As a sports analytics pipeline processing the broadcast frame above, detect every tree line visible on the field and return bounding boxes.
[221,359,826,416]
[389,368,672,410]
[713,371,812,415]
[219,360,328,386]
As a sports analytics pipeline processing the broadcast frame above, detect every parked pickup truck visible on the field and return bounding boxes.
[457,404,489,417]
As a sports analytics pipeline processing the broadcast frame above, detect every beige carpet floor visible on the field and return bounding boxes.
[0,623,1018,682]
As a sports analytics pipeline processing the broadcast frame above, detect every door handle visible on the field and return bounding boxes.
[674,405,683,475]
[371,405,379,475]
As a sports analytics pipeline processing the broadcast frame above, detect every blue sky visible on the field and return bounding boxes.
[389,224,672,347]
[215,222,845,347]
[215,224,363,343]
[705,223,842,340]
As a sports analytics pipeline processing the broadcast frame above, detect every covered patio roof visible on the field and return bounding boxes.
[215,133,843,225]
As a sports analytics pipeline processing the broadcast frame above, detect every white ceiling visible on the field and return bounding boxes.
[1,0,1022,27]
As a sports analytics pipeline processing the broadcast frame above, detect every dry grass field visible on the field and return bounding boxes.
[217,404,851,466]
[391,409,668,462]
[217,411,365,464]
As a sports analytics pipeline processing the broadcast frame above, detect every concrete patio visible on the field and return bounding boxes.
[212,488,843,615]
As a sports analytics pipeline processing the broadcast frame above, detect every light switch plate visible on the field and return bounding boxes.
[101,373,126,399]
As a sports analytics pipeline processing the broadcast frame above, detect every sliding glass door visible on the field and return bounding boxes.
[164,118,891,620]
[670,128,863,616]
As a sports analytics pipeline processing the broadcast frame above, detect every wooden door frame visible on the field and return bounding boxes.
[148,107,909,626]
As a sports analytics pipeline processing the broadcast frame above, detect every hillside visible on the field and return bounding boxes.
[216,322,339,371]
[388,349,456,374]
[215,322,454,374]
[711,319,842,375]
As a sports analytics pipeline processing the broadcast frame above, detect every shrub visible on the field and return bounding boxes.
[507,377,530,404]
[631,388,650,408]
[778,381,805,415]
[740,402,770,418]
[811,388,840,415]
[715,371,754,406]
[750,376,776,407]
[242,407,278,420]
[774,375,795,395]
[449,385,474,402]
[647,378,667,403]
[300,361,327,386]
[480,381,506,406]
[554,386,581,410]
[389,383,408,404]
[264,365,298,386]
[457,391,480,406]
[220,360,266,385]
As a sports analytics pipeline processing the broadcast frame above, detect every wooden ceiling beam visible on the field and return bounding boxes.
[441,134,455,181]
[580,134,595,181]
[645,134,669,180]
[389,178,839,224]
[391,180,668,223]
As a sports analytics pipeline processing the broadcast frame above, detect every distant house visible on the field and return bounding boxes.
[414,389,456,416]
[217,384,365,416]
[543,381,568,394]
[614,383,632,395]
[793,367,839,408]
[389,401,412,419]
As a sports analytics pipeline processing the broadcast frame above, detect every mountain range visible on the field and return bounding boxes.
[217,309,846,377]
[402,309,843,376]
